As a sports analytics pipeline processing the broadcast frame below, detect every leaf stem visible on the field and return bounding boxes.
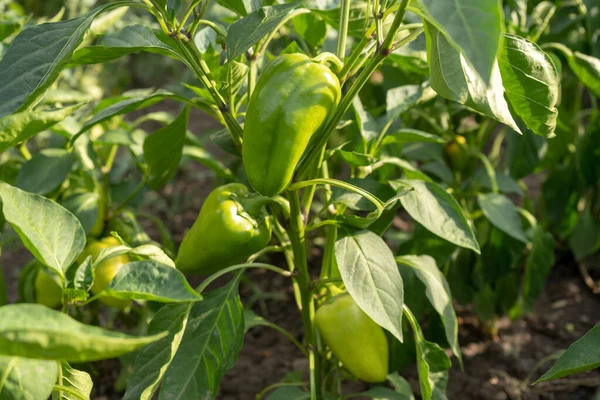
[195,263,292,294]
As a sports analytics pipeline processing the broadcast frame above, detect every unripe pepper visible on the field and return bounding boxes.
[443,135,470,172]
[77,236,131,309]
[34,267,63,309]
[243,53,341,196]
[176,183,272,274]
[315,293,389,382]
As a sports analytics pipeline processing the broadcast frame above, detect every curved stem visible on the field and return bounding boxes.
[195,263,292,294]
[288,178,384,214]
[255,9,311,58]
[252,320,309,357]
[247,244,289,263]
[177,0,204,32]
[256,382,308,400]
[312,52,344,74]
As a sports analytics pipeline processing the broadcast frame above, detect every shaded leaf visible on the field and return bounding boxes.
[15,149,74,195]
[477,193,527,243]
[0,356,57,400]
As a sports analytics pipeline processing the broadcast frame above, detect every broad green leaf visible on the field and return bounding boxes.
[498,34,559,137]
[472,169,523,195]
[423,22,520,134]
[73,256,93,293]
[353,96,380,146]
[506,125,546,179]
[0,105,82,153]
[128,244,175,268]
[227,2,301,60]
[337,150,375,167]
[144,107,189,190]
[477,193,527,243]
[160,275,244,399]
[0,2,134,119]
[292,12,327,48]
[385,83,436,123]
[393,179,480,253]
[536,323,600,383]
[53,362,93,400]
[15,149,74,195]
[569,211,600,261]
[577,125,600,188]
[522,226,555,312]
[335,229,404,342]
[124,303,192,400]
[404,307,451,400]
[74,90,194,142]
[267,387,310,400]
[382,129,446,146]
[411,0,503,83]
[567,52,600,98]
[216,0,260,16]
[104,260,201,303]
[0,20,23,42]
[331,178,396,212]
[0,304,165,362]
[396,255,461,366]
[0,182,86,277]
[360,386,412,400]
[61,192,101,234]
[0,356,57,400]
[71,25,178,65]
[387,373,415,399]
[183,145,234,180]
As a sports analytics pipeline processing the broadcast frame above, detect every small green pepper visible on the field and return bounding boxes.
[243,53,341,197]
[176,183,272,274]
[315,293,389,383]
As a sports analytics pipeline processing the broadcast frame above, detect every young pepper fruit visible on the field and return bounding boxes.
[315,293,389,383]
[242,53,341,197]
[176,183,272,275]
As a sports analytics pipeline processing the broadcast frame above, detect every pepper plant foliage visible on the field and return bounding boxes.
[0,0,598,398]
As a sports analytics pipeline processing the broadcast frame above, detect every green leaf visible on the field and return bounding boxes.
[0,182,86,277]
[522,226,555,312]
[566,52,600,98]
[0,356,58,400]
[385,83,436,123]
[73,256,93,293]
[226,2,301,60]
[423,22,520,134]
[393,179,480,253]
[535,323,600,383]
[159,275,244,399]
[53,362,93,400]
[360,386,412,400]
[331,178,396,212]
[568,211,600,261]
[477,193,527,243]
[0,105,82,153]
[335,229,405,342]
[387,373,415,399]
[577,125,600,188]
[216,0,260,16]
[396,255,462,366]
[71,25,178,65]
[0,304,165,362]
[267,387,310,400]
[15,149,74,195]
[124,303,192,400]
[382,129,446,146]
[144,107,188,190]
[411,0,503,83]
[498,34,559,138]
[74,90,193,143]
[506,125,546,179]
[0,2,134,119]
[183,145,234,180]
[61,192,101,234]
[292,12,326,48]
[104,260,201,303]
[472,169,523,195]
[404,307,451,400]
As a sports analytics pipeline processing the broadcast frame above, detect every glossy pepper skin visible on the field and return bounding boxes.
[176,183,271,274]
[77,236,131,309]
[315,293,389,383]
[243,53,341,197]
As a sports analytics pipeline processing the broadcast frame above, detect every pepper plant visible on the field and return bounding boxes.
[0,0,595,399]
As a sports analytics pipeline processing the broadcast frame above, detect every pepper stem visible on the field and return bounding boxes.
[312,52,344,75]
[238,195,290,219]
